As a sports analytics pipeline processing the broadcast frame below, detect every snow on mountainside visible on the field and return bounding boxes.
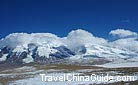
[0,29,138,65]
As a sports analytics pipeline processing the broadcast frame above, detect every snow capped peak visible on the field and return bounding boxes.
[37,45,57,58]
[0,29,138,64]
[12,45,27,53]
[110,37,138,52]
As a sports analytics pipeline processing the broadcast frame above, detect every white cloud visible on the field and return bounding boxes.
[109,29,138,38]
[64,29,107,51]
[0,33,63,48]
[0,29,138,53]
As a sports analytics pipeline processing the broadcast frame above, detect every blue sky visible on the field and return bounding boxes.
[0,0,138,39]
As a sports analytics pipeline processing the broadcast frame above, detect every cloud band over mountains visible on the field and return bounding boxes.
[0,29,138,52]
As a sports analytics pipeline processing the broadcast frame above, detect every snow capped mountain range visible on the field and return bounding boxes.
[0,29,138,64]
